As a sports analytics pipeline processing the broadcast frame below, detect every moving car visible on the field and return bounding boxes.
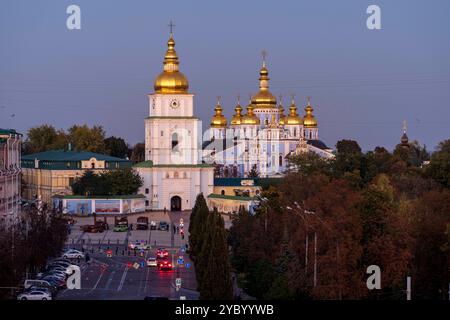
[156,248,169,259]
[128,241,150,250]
[113,225,128,232]
[62,249,85,259]
[17,290,52,300]
[158,260,173,271]
[146,257,157,267]
[158,221,169,231]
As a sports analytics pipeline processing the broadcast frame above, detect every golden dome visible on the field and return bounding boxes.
[241,100,260,125]
[303,97,317,128]
[230,96,244,126]
[251,54,277,109]
[154,34,189,94]
[210,97,227,128]
[285,97,303,125]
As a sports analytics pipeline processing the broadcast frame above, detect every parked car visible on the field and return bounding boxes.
[25,286,55,296]
[146,257,157,267]
[113,225,128,232]
[62,249,85,259]
[158,221,169,231]
[136,217,149,230]
[41,276,66,288]
[24,279,54,291]
[17,290,52,300]
[150,221,157,230]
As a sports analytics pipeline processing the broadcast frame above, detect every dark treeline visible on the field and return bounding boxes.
[23,124,145,163]
[229,139,450,300]
[0,208,68,299]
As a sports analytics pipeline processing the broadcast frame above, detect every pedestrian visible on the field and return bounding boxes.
[173,225,176,234]
[129,223,133,231]
[176,226,179,234]
[85,253,90,263]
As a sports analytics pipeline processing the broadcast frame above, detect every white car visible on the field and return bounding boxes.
[128,242,150,250]
[62,249,85,259]
[17,290,52,300]
[146,257,157,267]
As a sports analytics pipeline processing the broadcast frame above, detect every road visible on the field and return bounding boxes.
[57,210,198,300]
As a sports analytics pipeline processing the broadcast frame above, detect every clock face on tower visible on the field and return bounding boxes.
[170,99,180,109]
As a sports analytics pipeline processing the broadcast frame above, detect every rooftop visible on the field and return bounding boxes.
[22,150,130,162]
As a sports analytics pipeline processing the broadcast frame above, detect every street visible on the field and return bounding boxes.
[57,211,198,300]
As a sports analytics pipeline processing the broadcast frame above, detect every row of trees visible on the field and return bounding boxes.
[189,194,233,299]
[229,139,450,300]
[24,124,145,163]
[71,168,143,196]
[0,208,68,299]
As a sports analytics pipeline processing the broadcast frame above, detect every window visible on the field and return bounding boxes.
[145,200,149,206]
[294,128,297,137]
[161,130,164,137]
[279,155,283,166]
[172,132,179,151]
[174,171,179,179]
[145,188,149,194]
[221,190,225,195]
[91,163,95,169]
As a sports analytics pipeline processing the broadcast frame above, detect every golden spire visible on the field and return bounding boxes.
[242,95,260,125]
[400,120,409,146]
[251,51,277,109]
[231,94,244,126]
[210,96,227,128]
[303,96,317,128]
[285,94,302,125]
[278,94,286,125]
[154,22,189,94]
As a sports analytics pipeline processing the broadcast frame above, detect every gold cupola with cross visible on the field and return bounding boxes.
[230,95,244,126]
[154,22,189,94]
[251,51,277,109]
[284,95,303,125]
[210,96,228,128]
[242,96,260,125]
[303,97,318,128]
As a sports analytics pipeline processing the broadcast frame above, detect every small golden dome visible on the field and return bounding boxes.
[241,100,260,125]
[230,96,244,126]
[210,97,227,128]
[285,97,303,125]
[251,54,277,109]
[154,34,189,94]
[303,97,317,128]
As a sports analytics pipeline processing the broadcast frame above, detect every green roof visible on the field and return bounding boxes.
[134,160,214,168]
[22,150,130,162]
[0,128,22,136]
[53,194,145,199]
[207,194,257,201]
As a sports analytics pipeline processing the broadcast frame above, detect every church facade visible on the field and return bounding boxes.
[203,55,334,178]
[134,32,214,211]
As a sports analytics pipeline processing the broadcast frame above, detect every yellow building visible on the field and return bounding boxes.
[208,178,267,213]
[21,150,132,205]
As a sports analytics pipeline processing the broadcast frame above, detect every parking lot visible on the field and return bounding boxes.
[57,210,197,300]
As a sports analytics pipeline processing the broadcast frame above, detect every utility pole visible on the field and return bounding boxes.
[406,276,411,300]
[305,234,309,277]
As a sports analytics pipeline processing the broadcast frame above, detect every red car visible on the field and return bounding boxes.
[158,260,173,271]
[156,248,169,259]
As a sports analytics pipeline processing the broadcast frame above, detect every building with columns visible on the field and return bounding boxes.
[134,31,214,211]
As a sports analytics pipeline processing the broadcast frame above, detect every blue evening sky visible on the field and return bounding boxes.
[1,0,449,151]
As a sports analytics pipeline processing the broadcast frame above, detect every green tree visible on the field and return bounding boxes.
[189,193,209,265]
[68,124,106,153]
[426,139,450,188]
[24,125,68,154]
[288,152,332,177]
[130,142,145,164]
[104,136,130,158]
[198,209,233,299]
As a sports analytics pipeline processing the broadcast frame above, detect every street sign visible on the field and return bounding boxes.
[179,218,184,226]
[176,278,182,286]
[185,263,191,269]
[106,249,112,258]
[133,262,140,269]
[180,296,186,300]
[126,262,132,269]
[177,258,183,265]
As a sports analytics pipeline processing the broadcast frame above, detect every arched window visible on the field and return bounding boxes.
[279,155,283,166]
[221,190,225,195]
[294,128,297,137]
[172,132,179,151]
[174,171,179,179]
